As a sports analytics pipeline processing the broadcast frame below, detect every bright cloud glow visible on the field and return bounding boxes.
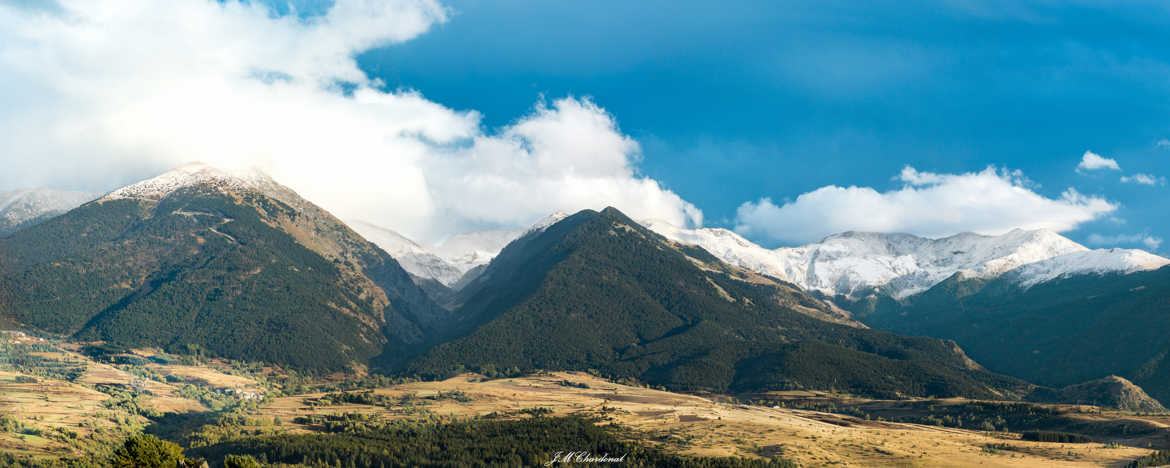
[1120,173,1166,186]
[1076,150,1121,172]
[0,0,700,242]
[1087,233,1163,250]
[734,166,1117,245]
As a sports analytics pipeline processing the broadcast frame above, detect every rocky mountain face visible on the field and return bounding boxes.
[0,188,97,236]
[0,163,443,371]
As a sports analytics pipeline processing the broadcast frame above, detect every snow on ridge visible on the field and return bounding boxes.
[642,220,1167,299]
[102,163,276,201]
[527,211,570,232]
[349,220,427,256]
[641,219,789,282]
[1010,248,1170,288]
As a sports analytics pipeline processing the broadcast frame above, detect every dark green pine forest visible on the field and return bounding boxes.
[186,415,791,468]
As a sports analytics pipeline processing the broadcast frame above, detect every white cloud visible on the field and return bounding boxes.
[1087,233,1163,250]
[1157,139,1170,149]
[1076,150,1121,172]
[0,0,701,243]
[734,166,1117,245]
[425,98,702,234]
[1120,173,1166,186]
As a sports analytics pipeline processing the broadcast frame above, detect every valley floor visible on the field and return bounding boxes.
[255,372,1156,467]
[2,335,1169,467]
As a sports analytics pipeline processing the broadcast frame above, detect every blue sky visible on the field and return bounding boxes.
[1,0,1166,250]
[354,0,1169,250]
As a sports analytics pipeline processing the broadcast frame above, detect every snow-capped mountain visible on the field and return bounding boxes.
[348,221,465,286]
[0,188,98,235]
[102,162,282,202]
[430,229,522,277]
[430,211,570,275]
[354,212,570,287]
[642,220,1170,299]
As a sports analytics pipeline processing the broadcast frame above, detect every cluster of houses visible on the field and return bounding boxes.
[217,387,264,401]
[0,330,45,344]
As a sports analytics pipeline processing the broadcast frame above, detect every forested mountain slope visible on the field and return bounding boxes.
[0,164,443,371]
[856,266,1170,405]
[402,207,1033,399]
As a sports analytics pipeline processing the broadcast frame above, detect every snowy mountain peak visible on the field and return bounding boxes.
[348,220,466,287]
[643,221,1168,299]
[103,163,278,201]
[0,188,98,235]
[354,212,573,288]
[348,220,426,255]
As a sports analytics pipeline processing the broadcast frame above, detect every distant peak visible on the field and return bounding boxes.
[820,231,919,243]
[815,228,1075,246]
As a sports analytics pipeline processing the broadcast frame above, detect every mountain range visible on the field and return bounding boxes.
[348,209,1169,305]
[641,220,1169,299]
[638,220,1170,404]
[2,163,1169,407]
[399,206,1046,399]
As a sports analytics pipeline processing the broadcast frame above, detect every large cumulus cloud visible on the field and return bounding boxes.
[0,0,701,242]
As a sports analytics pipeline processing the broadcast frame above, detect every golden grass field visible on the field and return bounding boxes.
[252,372,1158,467]
[2,337,1168,467]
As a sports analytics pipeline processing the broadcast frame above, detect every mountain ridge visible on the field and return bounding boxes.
[642,220,1169,299]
